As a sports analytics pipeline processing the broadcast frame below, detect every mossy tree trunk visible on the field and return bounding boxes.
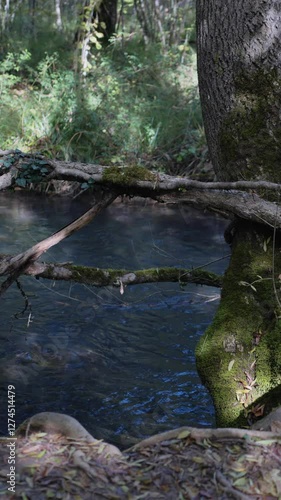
[196,0,281,426]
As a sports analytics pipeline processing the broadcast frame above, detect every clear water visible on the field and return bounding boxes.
[0,192,229,448]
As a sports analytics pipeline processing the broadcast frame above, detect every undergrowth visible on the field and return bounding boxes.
[0,36,206,175]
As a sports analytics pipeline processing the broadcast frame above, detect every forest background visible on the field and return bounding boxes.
[0,0,206,180]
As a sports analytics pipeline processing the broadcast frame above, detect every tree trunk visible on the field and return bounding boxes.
[98,0,117,40]
[196,220,281,427]
[197,0,281,183]
[55,0,63,31]
[196,0,281,427]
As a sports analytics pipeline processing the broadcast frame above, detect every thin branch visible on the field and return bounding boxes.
[0,190,118,297]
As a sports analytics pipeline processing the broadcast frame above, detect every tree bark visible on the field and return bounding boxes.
[196,0,281,427]
[197,0,281,182]
[55,0,63,31]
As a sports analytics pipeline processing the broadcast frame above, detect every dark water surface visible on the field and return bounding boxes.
[0,192,229,447]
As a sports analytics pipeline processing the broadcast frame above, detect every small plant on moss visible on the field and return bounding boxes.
[15,160,50,188]
[81,177,95,191]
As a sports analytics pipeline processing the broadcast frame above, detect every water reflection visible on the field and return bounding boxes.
[0,193,229,447]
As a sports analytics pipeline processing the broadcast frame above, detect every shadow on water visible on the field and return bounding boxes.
[0,192,230,448]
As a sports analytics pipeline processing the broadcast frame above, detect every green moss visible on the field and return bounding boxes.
[219,68,281,184]
[134,268,222,287]
[196,221,281,427]
[69,265,123,286]
[134,267,184,283]
[102,165,156,185]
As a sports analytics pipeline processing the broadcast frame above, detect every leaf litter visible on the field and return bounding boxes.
[0,426,281,498]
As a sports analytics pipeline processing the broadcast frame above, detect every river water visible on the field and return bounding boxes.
[0,192,229,447]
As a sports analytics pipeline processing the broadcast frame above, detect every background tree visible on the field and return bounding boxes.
[74,0,118,73]
[134,0,195,47]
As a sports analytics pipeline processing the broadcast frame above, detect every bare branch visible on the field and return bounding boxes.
[170,190,281,228]
[0,191,117,297]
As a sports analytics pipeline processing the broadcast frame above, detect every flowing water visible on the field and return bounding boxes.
[0,192,229,447]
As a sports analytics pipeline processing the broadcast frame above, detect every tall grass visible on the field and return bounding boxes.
[0,36,206,175]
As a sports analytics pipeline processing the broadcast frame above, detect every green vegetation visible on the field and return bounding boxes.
[0,1,206,175]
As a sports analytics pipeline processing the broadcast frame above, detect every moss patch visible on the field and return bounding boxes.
[102,165,156,185]
[69,265,123,286]
[196,221,281,427]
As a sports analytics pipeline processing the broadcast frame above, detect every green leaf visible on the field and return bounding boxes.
[16,178,27,187]
[254,439,276,446]
[36,450,46,458]
[3,160,12,168]
[177,430,190,439]
[81,182,89,190]
[233,477,247,487]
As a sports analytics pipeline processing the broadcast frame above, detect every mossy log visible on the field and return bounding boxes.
[4,260,222,288]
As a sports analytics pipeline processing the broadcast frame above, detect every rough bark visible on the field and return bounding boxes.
[196,0,281,427]
[197,0,281,182]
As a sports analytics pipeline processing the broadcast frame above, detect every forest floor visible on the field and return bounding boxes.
[0,425,281,499]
